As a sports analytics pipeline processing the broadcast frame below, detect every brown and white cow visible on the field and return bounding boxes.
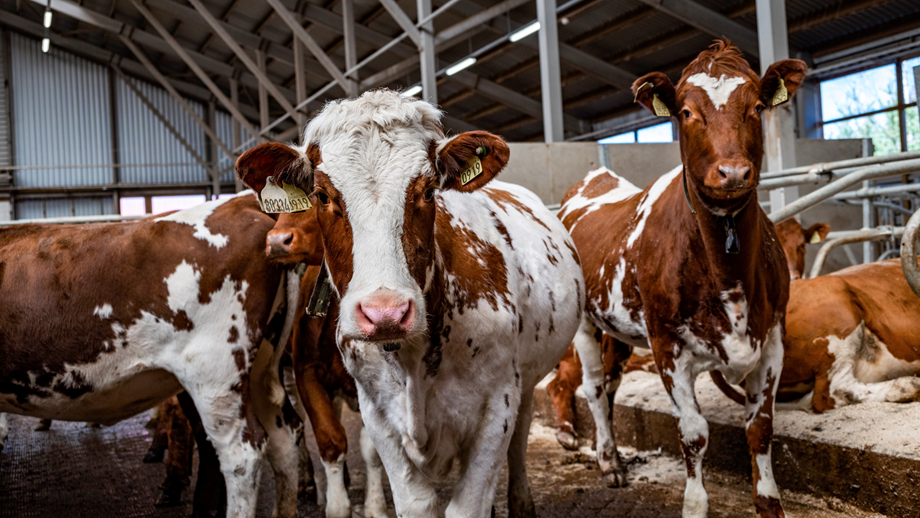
[0,193,301,518]
[267,210,388,518]
[715,256,920,413]
[237,90,584,518]
[557,41,806,517]
[546,218,829,450]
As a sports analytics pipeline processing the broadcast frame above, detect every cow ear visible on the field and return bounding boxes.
[632,72,676,117]
[433,131,510,192]
[805,222,830,244]
[760,59,808,108]
[236,142,312,193]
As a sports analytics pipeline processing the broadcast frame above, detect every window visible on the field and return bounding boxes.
[151,195,207,214]
[598,121,673,144]
[119,197,146,217]
[820,56,920,155]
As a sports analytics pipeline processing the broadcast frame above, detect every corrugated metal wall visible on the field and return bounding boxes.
[0,30,12,168]
[116,75,209,184]
[17,196,115,219]
[9,32,112,188]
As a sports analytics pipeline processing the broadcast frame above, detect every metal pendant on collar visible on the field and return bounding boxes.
[307,262,334,318]
[724,216,741,254]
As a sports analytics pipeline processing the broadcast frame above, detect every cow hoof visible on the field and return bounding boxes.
[602,469,628,488]
[555,429,579,451]
[155,486,186,508]
[35,419,52,431]
[143,447,165,464]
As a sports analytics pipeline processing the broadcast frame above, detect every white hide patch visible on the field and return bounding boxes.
[93,304,113,319]
[626,166,682,250]
[755,451,781,499]
[156,197,230,249]
[557,167,641,232]
[687,73,747,110]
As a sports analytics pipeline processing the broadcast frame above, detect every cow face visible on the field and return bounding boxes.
[774,219,830,280]
[633,40,807,212]
[265,210,324,266]
[237,91,509,347]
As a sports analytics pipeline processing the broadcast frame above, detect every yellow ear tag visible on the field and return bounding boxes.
[260,178,312,213]
[772,77,789,106]
[809,230,822,244]
[634,81,653,102]
[460,155,484,186]
[652,94,671,117]
[282,182,312,212]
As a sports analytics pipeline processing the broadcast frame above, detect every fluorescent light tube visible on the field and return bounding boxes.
[403,85,423,97]
[510,22,540,42]
[446,57,476,76]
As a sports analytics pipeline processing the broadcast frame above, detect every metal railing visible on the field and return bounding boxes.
[902,210,920,299]
[0,214,152,226]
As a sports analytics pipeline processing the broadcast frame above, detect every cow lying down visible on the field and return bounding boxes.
[237,90,586,518]
[0,193,302,518]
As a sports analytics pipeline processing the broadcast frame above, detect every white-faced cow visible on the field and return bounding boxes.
[237,90,584,518]
[557,41,806,518]
[0,193,301,518]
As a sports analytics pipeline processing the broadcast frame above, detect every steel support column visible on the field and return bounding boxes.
[230,78,244,192]
[342,0,359,97]
[536,0,564,142]
[756,0,797,212]
[257,50,270,130]
[207,101,221,199]
[417,0,437,104]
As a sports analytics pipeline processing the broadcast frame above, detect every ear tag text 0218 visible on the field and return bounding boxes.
[260,177,311,213]
[460,146,488,186]
[772,78,789,106]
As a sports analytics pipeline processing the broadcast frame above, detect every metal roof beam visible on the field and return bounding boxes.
[266,0,350,90]
[378,0,422,48]
[635,0,760,58]
[435,0,530,44]
[128,0,262,141]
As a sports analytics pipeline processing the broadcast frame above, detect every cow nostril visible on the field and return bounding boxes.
[282,234,293,246]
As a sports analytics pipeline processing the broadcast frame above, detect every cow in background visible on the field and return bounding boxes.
[0,193,301,518]
[559,41,806,517]
[267,211,388,518]
[237,90,585,518]
[547,218,830,449]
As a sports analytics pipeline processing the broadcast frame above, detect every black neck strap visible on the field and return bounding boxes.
[682,168,742,255]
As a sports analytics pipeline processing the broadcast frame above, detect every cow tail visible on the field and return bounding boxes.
[709,371,746,405]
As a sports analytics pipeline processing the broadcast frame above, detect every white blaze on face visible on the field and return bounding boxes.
[303,92,444,340]
[686,73,746,110]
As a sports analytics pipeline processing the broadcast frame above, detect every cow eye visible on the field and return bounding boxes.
[423,187,435,202]
[754,102,766,114]
[682,109,692,119]
[316,191,330,205]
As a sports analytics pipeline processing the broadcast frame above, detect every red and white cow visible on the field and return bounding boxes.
[267,211,388,518]
[237,90,584,518]
[546,218,830,450]
[558,41,806,517]
[0,193,301,518]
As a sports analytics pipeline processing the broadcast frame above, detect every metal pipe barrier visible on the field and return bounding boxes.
[808,227,904,279]
[901,209,920,299]
[0,214,151,226]
[768,158,920,224]
[761,149,920,180]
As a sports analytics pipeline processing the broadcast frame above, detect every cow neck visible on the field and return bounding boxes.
[681,168,762,291]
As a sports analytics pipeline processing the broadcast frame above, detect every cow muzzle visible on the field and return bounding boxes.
[266,230,295,258]
[355,290,417,342]
[714,160,753,191]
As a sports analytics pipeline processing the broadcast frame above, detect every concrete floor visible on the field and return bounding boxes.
[0,408,884,518]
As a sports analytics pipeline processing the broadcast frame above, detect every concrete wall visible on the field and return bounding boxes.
[503,138,868,274]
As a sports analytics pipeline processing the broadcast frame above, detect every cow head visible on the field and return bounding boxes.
[237,91,510,347]
[633,40,807,214]
[774,219,830,280]
[265,210,324,266]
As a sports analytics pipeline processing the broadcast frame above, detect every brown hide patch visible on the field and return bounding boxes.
[484,188,550,232]
[312,170,355,293]
[434,200,512,316]
[402,175,438,289]
[581,172,620,199]
[0,194,282,408]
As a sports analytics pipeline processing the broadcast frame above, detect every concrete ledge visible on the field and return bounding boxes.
[533,371,920,518]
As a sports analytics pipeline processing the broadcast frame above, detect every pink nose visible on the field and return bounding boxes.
[355,296,415,337]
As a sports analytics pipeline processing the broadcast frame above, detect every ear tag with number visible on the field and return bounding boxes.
[260,177,311,213]
[460,155,484,186]
[772,78,789,106]
[810,231,822,244]
[282,182,312,212]
[652,94,671,117]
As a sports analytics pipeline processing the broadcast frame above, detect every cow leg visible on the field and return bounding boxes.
[177,392,227,518]
[283,365,317,501]
[658,352,709,518]
[446,387,520,518]
[572,318,627,487]
[295,372,351,518]
[35,418,52,431]
[156,397,195,508]
[743,325,785,518]
[145,402,170,464]
[0,413,7,453]
[360,424,388,518]
[507,387,536,518]
[545,344,581,451]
